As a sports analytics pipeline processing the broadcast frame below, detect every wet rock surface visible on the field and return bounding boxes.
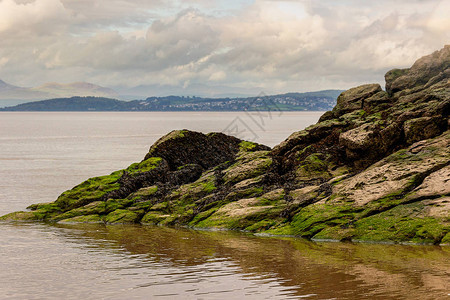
[2,46,449,245]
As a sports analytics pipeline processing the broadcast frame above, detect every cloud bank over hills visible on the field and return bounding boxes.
[0,79,118,105]
[0,0,448,95]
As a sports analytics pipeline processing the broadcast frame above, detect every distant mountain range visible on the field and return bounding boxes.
[115,82,267,100]
[0,79,119,107]
[0,90,343,111]
[0,79,267,104]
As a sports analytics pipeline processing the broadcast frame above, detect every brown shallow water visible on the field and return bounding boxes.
[1,223,449,299]
[0,112,449,299]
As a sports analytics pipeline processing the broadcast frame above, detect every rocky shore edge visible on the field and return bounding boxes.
[2,46,449,245]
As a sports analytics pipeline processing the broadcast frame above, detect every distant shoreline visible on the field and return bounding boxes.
[0,90,342,112]
[0,110,328,112]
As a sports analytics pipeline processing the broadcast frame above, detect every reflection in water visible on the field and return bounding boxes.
[3,223,447,299]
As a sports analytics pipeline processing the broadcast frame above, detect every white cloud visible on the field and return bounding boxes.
[0,0,68,34]
[209,70,226,81]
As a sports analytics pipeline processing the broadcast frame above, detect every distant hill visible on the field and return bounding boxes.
[0,80,50,104]
[116,82,267,100]
[31,82,119,99]
[0,90,343,112]
[1,90,344,111]
[0,79,19,91]
[0,79,119,105]
[1,97,127,111]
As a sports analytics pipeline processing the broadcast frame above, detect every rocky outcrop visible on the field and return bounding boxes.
[331,84,382,117]
[143,130,270,170]
[385,45,450,95]
[2,46,449,245]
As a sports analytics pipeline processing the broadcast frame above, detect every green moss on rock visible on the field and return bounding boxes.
[55,170,123,211]
[223,153,272,184]
[188,207,219,226]
[128,200,156,211]
[104,209,141,224]
[127,185,158,201]
[51,201,107,222]
[239,141,257,151]
[27,202,61,213]
[104,198,134,213]
[168,171,217,204]
[257,188,285,205]
[353,203,448,244]
[290,203,360,238]
[223,186,265,203]
[125,157,162,174]
[196,197,285,230]
[57,214,103,224]
[141,211,172,225]
[0,211,47,221]
[149,201,169,211]
[441,232,450,245]
[296,153,331,181]
[245,219,278,232]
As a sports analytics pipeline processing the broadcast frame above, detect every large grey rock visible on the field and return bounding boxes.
[403,116,446,144]
[333,131,450,206]
[144,130,269,170]
[385,45,450,95]
[332,84,382,116]
[339,123,375,150]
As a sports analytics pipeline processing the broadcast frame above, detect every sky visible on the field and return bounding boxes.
[0,0,449,96]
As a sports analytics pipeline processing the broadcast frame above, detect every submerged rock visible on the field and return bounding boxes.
[2,46,449,245]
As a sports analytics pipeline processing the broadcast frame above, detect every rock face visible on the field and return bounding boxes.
[143,130,269,170]
[2,46,449,245]
[385,45,450,95]
[332,84,382,117]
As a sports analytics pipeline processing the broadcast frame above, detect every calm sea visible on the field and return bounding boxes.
[0,112,449,299]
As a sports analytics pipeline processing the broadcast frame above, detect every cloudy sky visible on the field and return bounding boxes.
[0,0,448,96]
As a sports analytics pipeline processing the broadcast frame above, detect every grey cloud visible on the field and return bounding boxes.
[33,9,220,75]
